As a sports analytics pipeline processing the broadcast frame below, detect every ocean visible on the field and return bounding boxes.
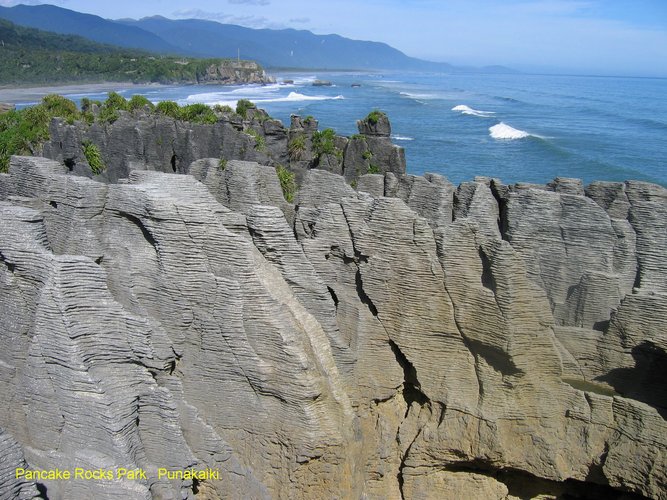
[19,71,667,187]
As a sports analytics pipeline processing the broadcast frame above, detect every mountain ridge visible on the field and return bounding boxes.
[0,3,515,73]
[0,18,273,86]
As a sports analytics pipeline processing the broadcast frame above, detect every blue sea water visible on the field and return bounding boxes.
[26,71,667,187]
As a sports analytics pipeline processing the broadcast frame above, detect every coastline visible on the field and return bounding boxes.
[0,82,168,104]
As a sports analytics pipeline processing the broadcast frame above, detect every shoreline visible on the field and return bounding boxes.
[0,82,168,104]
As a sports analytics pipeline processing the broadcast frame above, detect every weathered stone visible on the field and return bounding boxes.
[504,187,629,329]
[297,169,357,207]
[355,173,384,197]
[548,177,585,195]
[357,112,391,137]
[1,155,666,499]
[0,102,15,114]
[0,428,40,500]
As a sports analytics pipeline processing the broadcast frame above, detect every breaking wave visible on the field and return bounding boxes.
[258,92,344,103]
[489,122,533,140]
[181,91,344,108]
[452,104,495,117]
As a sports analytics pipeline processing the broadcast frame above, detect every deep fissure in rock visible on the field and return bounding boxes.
[355,270,378,316]
[117,211,158,252]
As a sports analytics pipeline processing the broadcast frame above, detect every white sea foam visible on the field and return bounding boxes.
[289,75,318,85]
[230,83,285,94]
[452,105,495,117]
[257,92,344,103]
[180,91,343,108]
[400,91,438,100]
[391,135,414,141]
[489,122,531,140]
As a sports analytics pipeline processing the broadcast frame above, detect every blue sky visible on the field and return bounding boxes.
[2,0,666,76]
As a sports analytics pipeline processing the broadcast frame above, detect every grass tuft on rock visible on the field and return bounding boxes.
[276,165,296,203]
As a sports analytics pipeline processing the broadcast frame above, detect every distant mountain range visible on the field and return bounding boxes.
[0,18,272,86]
[0,4,514,73]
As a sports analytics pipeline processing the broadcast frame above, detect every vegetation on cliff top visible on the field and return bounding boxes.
[276,165,296,203]
[366,110,386,125]
[81,139,105,175]
[1,90,394,187]
[0,94,79,171]
[0,18,266,85]
[0,93,253,172]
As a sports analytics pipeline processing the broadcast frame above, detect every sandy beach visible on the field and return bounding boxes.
[0,82,166,104]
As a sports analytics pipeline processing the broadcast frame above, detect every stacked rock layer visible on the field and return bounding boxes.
[0,156,665,499]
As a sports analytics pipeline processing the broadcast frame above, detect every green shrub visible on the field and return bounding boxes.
[42,94,79,120]
[362,150,373,160]
[128,94,154,111]
[156,100,180,119]
[311,128,337,157]
[236,99,255,119]
[245,128,266,151]
[367,164,381,174]
[218,158,227,170]
[80,97,93,113]
[350,179,358,189]
[276,165,296,203]
[179,103,217,124]
[288,134,306,160]
[98,107,119,124]
[213,104,234,114]
[366,109,386,125]
[0,95,80,171]
[104,92,129,111]
[82,139,105,175]
[80,98,101,122]
[0,110,27,172]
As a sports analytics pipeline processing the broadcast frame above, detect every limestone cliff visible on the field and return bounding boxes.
[0,154,665,500]
[40,108,405,184]
[196,60,275,85]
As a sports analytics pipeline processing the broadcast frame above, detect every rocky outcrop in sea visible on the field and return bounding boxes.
[0,116,665,498]
[196,60,275,85]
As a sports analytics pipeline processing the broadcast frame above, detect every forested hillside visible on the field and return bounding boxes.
[0,19,267,85]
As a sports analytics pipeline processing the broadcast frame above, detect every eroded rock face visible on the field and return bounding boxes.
[0,156,665,499]
[40,111,406,186]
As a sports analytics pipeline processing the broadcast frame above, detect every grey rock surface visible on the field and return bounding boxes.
[40,109,407,186]
[1,156,665,499]
[0,429,40,500]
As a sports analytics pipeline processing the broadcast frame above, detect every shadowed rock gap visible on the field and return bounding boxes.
[441,462,649,500]
[490,181,510,241]
[0,251,15,273]
[598,342,667,419]
[117,211,158,253]
[388,338,430,500]
[388,339,429,411]
[355,269,378,317]
[326,286,339,309]
[478,247,497,294]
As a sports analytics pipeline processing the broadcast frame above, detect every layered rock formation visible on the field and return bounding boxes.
[196,60,275,85]
[0,102,15,114]
[0,155,665,500]
[40,108,405,185]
